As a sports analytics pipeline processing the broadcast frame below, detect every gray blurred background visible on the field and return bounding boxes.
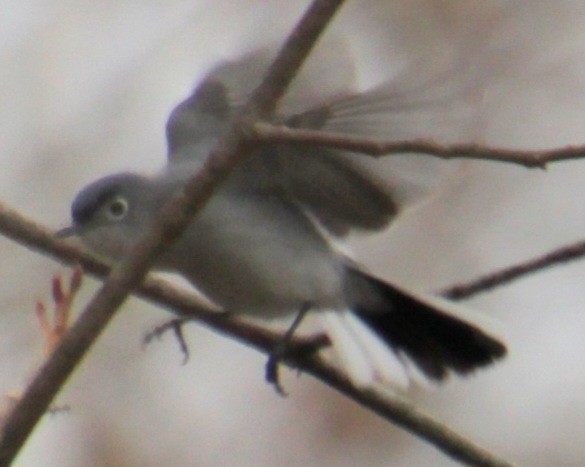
[2,1,585,465]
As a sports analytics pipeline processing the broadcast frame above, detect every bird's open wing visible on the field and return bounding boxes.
[165,41,488,236]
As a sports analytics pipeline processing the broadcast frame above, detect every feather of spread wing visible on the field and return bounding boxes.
[165,40,487,236]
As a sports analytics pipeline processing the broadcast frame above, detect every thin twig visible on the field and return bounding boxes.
[253,122,585,168]
[303,367,513,467]
[247,0,345,117]
[442,239,585,300]
[0,202,513,467]
[0,1,346,464]
[36,266,83,356]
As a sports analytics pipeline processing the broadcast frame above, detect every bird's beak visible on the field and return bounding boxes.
[55,225,79,238]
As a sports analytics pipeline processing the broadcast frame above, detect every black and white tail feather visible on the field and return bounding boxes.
[322,267,506,389]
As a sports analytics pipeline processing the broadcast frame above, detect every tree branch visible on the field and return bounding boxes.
[253,122,585,168]
[442,239,585,300]
[0,0,346,464]
[0,201,515,467]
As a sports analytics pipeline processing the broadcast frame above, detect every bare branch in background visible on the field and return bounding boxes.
[442,239,585,300]
[0,0,346,464]
[253,122,585,168]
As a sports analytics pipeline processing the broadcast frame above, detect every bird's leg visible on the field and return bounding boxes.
[144,317,195,364]
[144,311,234,363]
[265,302,311,396]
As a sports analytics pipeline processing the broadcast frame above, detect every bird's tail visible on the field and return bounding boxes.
[334,267,506,385]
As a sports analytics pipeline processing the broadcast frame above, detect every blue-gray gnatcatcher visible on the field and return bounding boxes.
[59,47,506,388]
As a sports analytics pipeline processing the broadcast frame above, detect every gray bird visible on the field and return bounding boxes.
[59,46,506,388]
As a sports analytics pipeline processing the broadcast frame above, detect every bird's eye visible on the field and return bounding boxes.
[106,196,129,220]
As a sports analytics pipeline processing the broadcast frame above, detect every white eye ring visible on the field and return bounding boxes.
[106,196,129,220]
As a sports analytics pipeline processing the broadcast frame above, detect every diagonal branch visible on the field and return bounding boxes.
[253,122,585,168]
[0,201,514,467]
[442,239,585,300]
[0,0,346,464]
